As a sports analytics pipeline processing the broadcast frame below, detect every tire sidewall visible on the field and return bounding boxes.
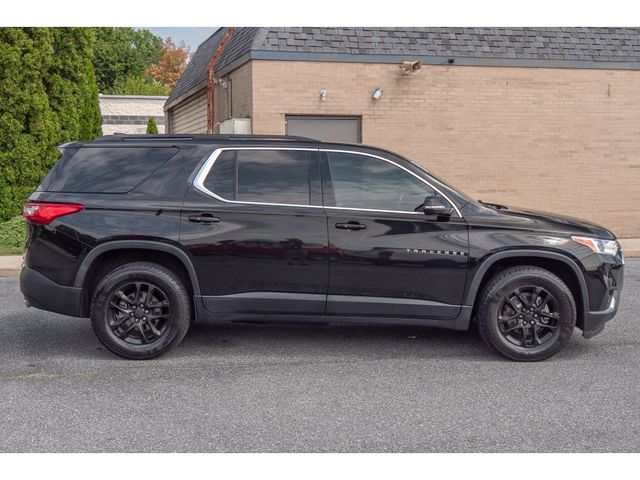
[482,271,576,361]
[92,266,190,359]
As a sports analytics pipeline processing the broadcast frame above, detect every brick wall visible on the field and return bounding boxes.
[215,62,252,124]
[249,60,640,239]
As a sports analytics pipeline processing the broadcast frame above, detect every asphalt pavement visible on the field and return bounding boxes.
[1,260,639,452]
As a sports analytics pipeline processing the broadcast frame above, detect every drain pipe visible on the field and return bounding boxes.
[207,27,236,134]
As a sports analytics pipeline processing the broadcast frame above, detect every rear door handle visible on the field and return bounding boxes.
[189,214,220,224]
[335,222,367,231]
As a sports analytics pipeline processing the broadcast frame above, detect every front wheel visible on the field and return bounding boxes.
[476,265,576,361]
[91,262,191,359]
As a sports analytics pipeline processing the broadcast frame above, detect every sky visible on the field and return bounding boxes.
[146,27,217,50]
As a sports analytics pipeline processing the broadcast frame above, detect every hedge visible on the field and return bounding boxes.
[0,28,102,222]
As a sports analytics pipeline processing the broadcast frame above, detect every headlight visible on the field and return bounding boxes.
[571,236,620,256]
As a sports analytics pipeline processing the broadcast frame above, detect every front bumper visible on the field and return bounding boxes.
[20,266,84,317]
[582,289,620,338]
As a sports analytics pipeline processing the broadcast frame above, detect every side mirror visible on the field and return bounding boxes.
[423,195,454,217]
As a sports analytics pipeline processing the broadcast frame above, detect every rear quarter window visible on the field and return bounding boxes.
[43,147,179,193]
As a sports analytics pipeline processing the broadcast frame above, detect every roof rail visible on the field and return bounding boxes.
[119,135,194,141]
[99,134,318,142]
[223,135,317,142]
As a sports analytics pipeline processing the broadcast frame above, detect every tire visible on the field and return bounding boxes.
[90,262,191,359]
[476,265,576,361]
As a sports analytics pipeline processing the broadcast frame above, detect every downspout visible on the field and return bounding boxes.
[207,27,237,134]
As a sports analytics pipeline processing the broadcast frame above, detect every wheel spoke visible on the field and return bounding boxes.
[540,311,560,320]
[118,322,136,337]
[532,326,541,345]
[499,313,519,322]
[529,287,543,307]
[137,323,150,343]
[501,324,521,333]
[513,291,529,309]
[114,290,131,304]
[520,326,528,347]
[111,314,130,327]
[537,291,552,311]
[109,302,130,314]
[536,322,558,331]
[147,300,169,309]
[505,297,521,313]
[144,318,163,337]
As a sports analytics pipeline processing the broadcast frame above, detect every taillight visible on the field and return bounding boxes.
[23,202,84,225]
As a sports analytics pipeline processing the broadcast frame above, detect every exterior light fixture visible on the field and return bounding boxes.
[319,89,327,101]
[372,88,383,100]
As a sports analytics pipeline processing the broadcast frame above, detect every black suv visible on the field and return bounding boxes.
[20,135,624,361]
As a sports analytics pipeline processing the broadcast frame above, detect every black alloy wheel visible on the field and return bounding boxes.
[497,286,560,348]
[91,262,191,359]
[476,265,576,361]
[108,281,171,345]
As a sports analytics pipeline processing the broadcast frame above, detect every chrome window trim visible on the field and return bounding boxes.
[321,149,462,217]
[193,146,462,217]
[193,147,323,209]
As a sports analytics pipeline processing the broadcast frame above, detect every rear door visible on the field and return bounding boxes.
[180,147,329,316]
[321,150,469,320]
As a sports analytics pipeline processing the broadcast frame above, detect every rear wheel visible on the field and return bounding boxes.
[91,262,191,359]
[476,265,576,361]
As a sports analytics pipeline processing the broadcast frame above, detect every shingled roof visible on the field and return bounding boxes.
[166,27,640,108]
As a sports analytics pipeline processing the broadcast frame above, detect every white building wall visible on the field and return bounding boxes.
[99,94,168,135]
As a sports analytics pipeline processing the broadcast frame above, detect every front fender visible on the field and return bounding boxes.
[463,249,590,326]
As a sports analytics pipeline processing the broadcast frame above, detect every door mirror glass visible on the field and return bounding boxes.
[423,195,454,217]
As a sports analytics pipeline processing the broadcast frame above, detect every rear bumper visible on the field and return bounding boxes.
[19,266,84,317]
[582,288,621,339]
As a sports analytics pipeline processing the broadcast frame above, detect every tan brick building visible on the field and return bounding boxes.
[164,28,640,248]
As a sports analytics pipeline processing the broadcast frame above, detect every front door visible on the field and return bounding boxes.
[180,147,328,316]
[321,150,469,320]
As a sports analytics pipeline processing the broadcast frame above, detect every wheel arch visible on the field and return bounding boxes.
[465,250,589,329]
[74,240,201,316]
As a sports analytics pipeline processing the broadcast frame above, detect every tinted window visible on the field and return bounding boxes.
[203,150,315,205]
[327,152,441,212]
[203,150,236,200]
[45,147,178,193]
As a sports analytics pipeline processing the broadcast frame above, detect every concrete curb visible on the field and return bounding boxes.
[0,255,22,270]
[620,239,640,257]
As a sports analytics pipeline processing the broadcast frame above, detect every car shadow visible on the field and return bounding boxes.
[7,312,595,364]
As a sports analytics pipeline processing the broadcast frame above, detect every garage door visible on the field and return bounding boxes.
[285,116,361,143]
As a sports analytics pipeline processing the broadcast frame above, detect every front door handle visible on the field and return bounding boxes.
[335,222,367,231]
[189,213,220,224]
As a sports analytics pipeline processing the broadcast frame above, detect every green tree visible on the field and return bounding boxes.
[0,28,59,221]
[47,28,102,142]
[92,28,164,93]
[146,117,158,134]
[80,61,103,139]
[0,27,102,222]
[110,74,169,96]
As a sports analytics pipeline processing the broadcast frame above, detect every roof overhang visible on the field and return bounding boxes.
[242,50,640,73]
[167,50,640,111]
